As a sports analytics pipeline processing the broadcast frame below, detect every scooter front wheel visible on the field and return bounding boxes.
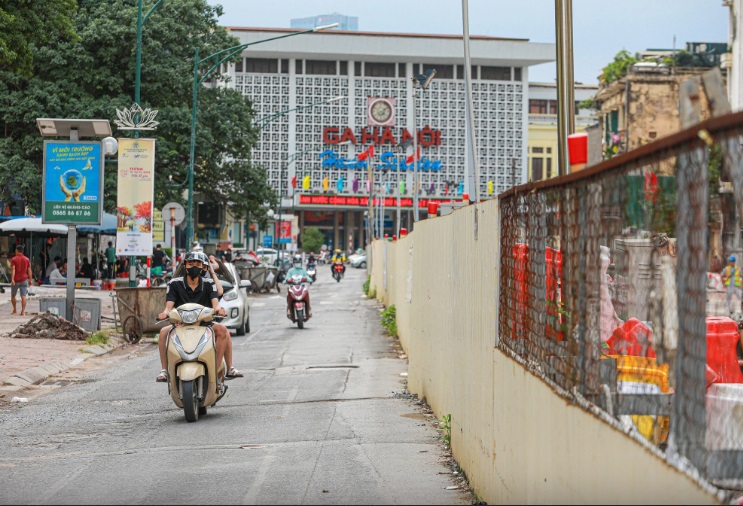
[182,380,199,422]
[296,308,305,329]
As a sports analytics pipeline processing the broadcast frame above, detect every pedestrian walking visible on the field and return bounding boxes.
[10,244,33,316]
[105,241,116,279]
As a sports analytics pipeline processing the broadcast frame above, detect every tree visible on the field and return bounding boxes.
[599,50,638,85]
[0,0,79,76]
[0,0,276,223]
[301,227,325,253]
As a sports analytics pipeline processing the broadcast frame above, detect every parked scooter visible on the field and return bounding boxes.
[158,303,228,422]
[306,262,317,282]
[332,262,344,282]
[287,274,311,328]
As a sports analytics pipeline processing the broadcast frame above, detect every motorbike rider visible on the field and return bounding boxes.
[285,254,313,320]
[331,248,346,276]
[155,251,243,384]
[307,251,316,265]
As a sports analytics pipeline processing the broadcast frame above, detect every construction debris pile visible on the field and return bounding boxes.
[8,313,88,341]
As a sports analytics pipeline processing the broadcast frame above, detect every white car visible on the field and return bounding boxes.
[214,261,251,336]
[347,248,366,265]
[254,247,279,265]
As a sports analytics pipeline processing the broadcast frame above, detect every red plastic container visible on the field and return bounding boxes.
[427,201,439,217]
[545,247,564,341]
[511,243,529,340]
[606,318,656,358]
[400,228,407,237]
[706,317,743,384]
[567,133,588,164]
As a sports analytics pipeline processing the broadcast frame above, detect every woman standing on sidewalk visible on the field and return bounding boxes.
[10,244,33,316]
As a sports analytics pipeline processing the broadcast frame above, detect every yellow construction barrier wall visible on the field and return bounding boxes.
[368,200,720,504]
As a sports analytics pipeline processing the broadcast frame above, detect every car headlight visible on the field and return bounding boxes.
[179,309,200,325]
[223,290,238,301]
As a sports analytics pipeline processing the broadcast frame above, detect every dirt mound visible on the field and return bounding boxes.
[9,312,89,341]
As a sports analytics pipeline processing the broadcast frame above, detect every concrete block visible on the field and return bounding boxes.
[81,345,107,356]
[15,367,51,385]
[4,376,31,387]
[38,363,65,375]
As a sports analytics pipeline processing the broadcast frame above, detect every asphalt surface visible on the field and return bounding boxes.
[0,267,472,505]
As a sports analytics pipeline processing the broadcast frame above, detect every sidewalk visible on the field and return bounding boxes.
[0,286,128,397]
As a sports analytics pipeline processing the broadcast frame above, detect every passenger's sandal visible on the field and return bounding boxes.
[225,367,244,379]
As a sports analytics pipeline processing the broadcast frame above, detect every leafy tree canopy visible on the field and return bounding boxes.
[301,227,324,253]
[0,0,79,76]
[0,0,276,223]
[599,49,638,85]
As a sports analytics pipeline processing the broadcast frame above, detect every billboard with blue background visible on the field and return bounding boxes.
[42,141,103,225]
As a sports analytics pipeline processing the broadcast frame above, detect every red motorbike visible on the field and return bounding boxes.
[332,262,344,282]
[287,274,311,328]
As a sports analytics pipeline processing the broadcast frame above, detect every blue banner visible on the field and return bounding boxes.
[42,141,103,225]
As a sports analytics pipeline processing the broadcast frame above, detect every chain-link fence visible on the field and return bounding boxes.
[499,111,743,486]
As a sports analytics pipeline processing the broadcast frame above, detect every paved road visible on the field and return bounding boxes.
[0,267,471,505]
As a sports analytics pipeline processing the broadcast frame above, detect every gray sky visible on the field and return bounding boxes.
[206,0,728,84]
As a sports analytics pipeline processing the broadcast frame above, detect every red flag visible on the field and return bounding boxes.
[405,147,421,164]
[357,144,375,161]
[291,176,297,189]
[644,172,659,202]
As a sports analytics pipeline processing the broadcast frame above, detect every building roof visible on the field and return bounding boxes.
[225,27,555,68]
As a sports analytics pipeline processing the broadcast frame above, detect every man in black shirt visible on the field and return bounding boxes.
[155,251,243,383]
[152,244,167,277]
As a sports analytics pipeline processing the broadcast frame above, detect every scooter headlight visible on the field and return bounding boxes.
[179,309,200,325]
[223,290,238,302]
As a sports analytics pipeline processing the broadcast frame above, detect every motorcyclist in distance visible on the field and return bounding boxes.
[285,254,312,320]
[331,248,346,277]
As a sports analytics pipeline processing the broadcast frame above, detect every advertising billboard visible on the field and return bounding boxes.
[42,141,103,225]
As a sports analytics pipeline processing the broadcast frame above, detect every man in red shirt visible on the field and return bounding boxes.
[11,244,33,316]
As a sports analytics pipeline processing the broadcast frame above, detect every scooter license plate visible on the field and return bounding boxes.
[295,302,304,310]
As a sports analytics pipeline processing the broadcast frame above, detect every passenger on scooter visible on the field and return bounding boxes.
[330,248,346,276]
[155,251,243,384]
[285,254,313,320]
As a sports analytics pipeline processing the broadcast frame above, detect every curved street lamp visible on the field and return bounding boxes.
[411,68,436,223]
[185,23,339,244]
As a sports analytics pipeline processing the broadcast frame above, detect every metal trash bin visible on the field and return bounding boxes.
[39,297,67,318]
[74,298,102,332]
[115,287,167,343]
[247,266,268,292]
[39,297,101,332]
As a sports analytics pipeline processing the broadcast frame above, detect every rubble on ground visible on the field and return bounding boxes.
[8,312,89,341]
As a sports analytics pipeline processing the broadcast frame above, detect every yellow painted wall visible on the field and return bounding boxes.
[367,200,722,504]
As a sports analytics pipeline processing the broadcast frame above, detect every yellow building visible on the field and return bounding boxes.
[527,82,598,181]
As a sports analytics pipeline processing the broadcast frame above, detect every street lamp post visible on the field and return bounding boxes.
[185,23,338,246]
[411,69,436,223]
[134,0,164,113]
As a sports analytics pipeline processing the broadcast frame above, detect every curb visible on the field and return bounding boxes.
[2,341,125,388]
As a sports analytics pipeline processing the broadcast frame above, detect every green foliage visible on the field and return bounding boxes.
[381,304,397,337]
[301,227,324,253]
[0,0,275,223]
[0,0,79,76]
[86,331,109,346]
[363,275,370,295]
[600,50,638,84]
[577,97,597,110]
[439,413,452,446]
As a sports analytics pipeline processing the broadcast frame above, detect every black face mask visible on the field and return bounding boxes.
[186,266,202,279]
